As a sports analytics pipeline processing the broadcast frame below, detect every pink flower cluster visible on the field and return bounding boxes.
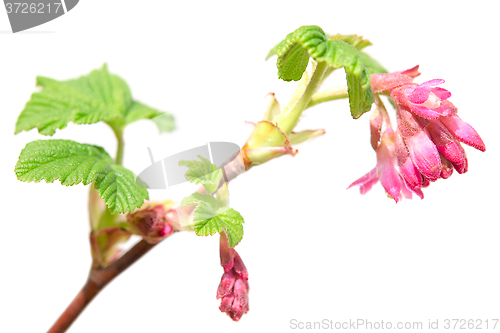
[349,66,485,202]
[217,234,249,321]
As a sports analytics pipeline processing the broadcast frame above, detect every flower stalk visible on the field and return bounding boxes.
[307,85,348,109]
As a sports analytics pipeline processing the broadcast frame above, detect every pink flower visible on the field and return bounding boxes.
[394,129,424,194]
[127,204,173,244]
[391,79,454,120]
[348,127,419,203]
[217,233,249,321]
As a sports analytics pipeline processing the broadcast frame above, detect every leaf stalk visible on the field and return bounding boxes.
[274,61,329,134]
[112,127,124,165]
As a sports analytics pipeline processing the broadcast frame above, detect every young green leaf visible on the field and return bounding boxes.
[15,64,175,135]
[94,164,149,214]
[15,140,113,185]
[124,102,175,133]
[180,192,244,247]
[272,25,375,118]
[15,64,132,136]
[179,156,223,194]
[195,207,244,248]
[267,33,370,59]
[181,192,219,220]
[14,139,147,214]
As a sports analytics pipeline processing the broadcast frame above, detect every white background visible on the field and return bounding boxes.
[1,1,499,332]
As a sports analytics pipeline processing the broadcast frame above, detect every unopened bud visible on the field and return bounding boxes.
[216,233,249,321]
[127,203,174,244]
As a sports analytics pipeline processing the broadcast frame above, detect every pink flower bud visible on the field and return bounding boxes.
[216,233,249,321]
[439,154,454,179]
[426,120,468,174]
[219,294,235,313]
[232,252,248,281]
[127,204,173,244]
[404,129,442,182]
[217,270,236,299]
[439,115,486,152]
[397,106,429,138]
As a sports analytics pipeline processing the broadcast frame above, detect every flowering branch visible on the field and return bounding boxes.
[12,25,486,332]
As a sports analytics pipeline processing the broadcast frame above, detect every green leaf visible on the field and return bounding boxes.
[179,156,223,194]
[195,208,244,248]
[15,139,148,214]
[124,101,175,133]
[94,164,149,214]
[15,139,113,186]
[358,51,388,75]
[180,192,244,247]
[15,64,132,136]
[275,25,374,118]
[267,31,371,60]
[181,192,218,220]
[274,26,324,81]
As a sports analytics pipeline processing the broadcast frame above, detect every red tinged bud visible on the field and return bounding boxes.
[216,233,249,321]
[127,204,173,244]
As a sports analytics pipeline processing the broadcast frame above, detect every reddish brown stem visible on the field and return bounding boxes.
[47,278,100,333]
[47,240,156,333]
